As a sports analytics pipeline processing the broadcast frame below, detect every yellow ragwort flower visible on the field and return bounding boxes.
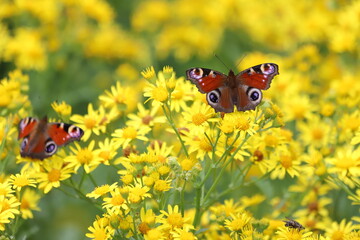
[65,141,102,174]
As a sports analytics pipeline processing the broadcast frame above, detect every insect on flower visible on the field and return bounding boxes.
[283,218,305,230]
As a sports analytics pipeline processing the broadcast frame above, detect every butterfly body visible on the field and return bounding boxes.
[186,63,279,113]
[18,117,84,160]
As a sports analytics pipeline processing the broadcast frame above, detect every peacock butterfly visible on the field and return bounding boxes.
[18,117,84,160]
[186,63,279,113]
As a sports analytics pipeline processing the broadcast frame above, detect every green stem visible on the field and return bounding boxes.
[66,178,102,210]
[197,132,241,189]
[129,208,140,240]
[180,180,186,216]
[162,104,189,157]
[78,167,87,188]
[88,172,98,187]
[202,134,251,206]
[193,188,202,227]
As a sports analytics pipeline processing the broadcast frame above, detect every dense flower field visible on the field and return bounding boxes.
[0,0,360,239]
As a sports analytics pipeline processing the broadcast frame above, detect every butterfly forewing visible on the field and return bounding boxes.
[236,63,279,90]
[18,117,38,139]
[47,122,84,147]
[186,68,227,93]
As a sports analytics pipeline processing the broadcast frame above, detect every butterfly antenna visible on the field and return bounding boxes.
[214,53,230,71]
[235,54,247,70]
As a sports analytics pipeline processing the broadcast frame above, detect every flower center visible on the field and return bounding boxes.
[280,155,293,169]
[332,231,344,240]
[293,105,306,119]
[77,149,93,164]
[181,158,194,171]
[123,127,137,139]
[311,128,324,140]
[48,169,61,182]
[167,213,183,228]
[157,155,166,163]
[13,176,29,187]
[253,150,264,162]
[172,89,183,99]
[114,93,126,104]
[142,115,153,125]
[265,135,278,147]
[152,86,168,102]
[138,222,150,234]
[199,138,212,152]
[111,194,125,206]
[21,199,30,209]
[230,218,246,231]
[236,118,250,131]
[307,201,319,212]
[84,117,97,129]
[192,113,208,126]
[99,150,110,161]
[1,201,10,211]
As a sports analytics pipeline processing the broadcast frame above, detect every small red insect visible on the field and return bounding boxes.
[18,117,84,160]
[186,63,279,113]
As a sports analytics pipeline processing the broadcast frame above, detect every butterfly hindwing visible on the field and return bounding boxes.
[206,86,234,113]
[236,85,263,111]
[186,68,227,93]
[236,63,279,90]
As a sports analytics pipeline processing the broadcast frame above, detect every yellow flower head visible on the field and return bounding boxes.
[157,205,193,230]
[8,172,37,191]
[20,188,40,219]
[153,179,172,192]
[141,66,156,81]
[65,141,102,174]
[51,101,72,118]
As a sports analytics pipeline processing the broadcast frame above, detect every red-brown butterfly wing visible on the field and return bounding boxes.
[18,117,38,139]
[18,117,49,159]
[206,86,234,113]
[235,85,263,111]
[186,68,228,93]
[236,63,279,90]
[47,123,84,147]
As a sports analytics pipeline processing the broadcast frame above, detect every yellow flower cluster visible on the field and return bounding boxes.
[0,0,360,239]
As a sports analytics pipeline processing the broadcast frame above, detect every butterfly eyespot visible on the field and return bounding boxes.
[247,88,262,103]
[68,125,84,138]
[45,140,57,155]
[207,89,221,105]
[262,64,275,74]
[189,68,203,79]
[250,91,259,101]
[21,138,29,151]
